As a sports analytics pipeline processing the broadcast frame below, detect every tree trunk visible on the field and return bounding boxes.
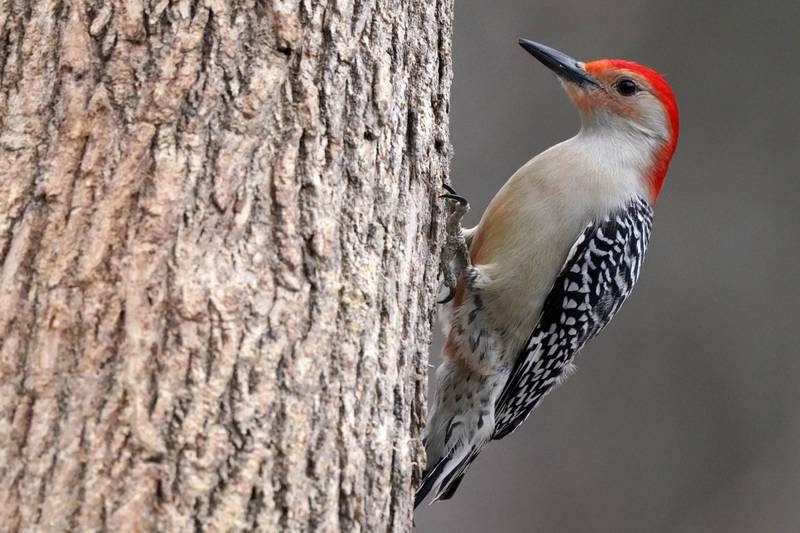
[0,1,452,531]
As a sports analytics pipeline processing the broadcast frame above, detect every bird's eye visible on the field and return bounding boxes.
[615,79,638,96]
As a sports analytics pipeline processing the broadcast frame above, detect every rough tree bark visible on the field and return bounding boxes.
[0,1,452,531]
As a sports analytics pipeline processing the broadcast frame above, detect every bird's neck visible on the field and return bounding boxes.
[574,120,663,204]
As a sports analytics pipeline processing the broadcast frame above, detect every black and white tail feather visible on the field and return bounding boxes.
[416,196,653,507]
[415,444,482,507]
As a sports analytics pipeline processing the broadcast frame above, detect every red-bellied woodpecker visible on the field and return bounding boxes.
[416,39,679,506]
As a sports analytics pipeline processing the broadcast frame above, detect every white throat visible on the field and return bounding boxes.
[576,121,658,184]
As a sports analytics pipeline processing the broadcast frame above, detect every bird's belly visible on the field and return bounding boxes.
[473,215,586,366]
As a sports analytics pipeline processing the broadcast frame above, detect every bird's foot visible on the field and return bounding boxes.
[439,184,471,304]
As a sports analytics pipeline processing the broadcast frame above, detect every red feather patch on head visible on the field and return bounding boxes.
[587,59,680,202]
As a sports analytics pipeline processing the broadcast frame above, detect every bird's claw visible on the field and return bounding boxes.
[438,183,471,305]
[439,193,469,207]
[440,184,470,228]
[440,183,469,208]
[438,286,455,305]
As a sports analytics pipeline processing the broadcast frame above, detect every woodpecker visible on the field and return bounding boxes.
[417,40,679,506]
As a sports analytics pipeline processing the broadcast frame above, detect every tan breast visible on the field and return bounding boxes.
[465,136,644,360]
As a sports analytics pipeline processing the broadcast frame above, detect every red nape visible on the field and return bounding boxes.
[607,60,680,202]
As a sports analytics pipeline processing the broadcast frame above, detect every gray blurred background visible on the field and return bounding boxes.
[415,0,800,531]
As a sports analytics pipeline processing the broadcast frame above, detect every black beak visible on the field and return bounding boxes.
[518,39,600,89]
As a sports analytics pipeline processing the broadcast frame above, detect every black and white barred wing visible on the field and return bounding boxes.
[493,197,654,440]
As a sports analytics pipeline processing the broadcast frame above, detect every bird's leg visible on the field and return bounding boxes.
[439,184,471,304]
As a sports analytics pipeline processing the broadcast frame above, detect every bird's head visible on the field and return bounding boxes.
[519,39,679,203]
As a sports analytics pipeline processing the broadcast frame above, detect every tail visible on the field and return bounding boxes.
[415,443,483,507]
[415,359,501,507]
[414,448,454,507]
